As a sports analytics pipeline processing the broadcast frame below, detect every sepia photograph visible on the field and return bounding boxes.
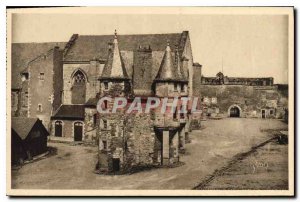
[6,7,294,196]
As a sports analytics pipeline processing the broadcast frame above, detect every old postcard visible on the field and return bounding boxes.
[6,7,294,196]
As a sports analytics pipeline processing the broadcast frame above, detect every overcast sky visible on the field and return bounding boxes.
[12,13,288,84]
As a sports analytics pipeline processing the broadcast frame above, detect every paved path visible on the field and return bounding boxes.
[12,118,288,190]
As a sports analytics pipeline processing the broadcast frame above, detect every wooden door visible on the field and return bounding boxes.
[112,158,120,172]
[74,122,83,141]
[55,121,62,137]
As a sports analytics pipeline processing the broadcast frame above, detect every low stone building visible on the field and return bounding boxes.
[200,72,288,119]
[11,117,49,165]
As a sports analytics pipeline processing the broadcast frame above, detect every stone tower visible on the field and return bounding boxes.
[98,30,131,173]
[152,42,187,165]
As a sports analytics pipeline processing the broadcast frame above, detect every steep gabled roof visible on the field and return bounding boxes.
[11,42,65,89]
[64,33,183,62]
[12,117,48,140]
[100,31,129,80]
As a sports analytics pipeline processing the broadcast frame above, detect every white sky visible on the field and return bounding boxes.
[12,13,288,84]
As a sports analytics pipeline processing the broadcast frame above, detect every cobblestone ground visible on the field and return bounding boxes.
[11,118,288,190]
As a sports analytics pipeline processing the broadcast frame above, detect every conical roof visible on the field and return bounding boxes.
[101,30,129,80]
[155,42,181,82]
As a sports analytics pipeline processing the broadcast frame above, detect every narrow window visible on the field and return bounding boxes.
[104,100,108,109]
[103,120,107,129]
[174,83,178,92]
[181,83,184,92]
[103,141,107,150]
[93,114,97,126]
[39,73,45,81]
[104,82,109,90]
[22,92,28,107]
[37,104,42,112]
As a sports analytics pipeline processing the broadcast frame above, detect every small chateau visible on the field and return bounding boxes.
[11,30,288,173]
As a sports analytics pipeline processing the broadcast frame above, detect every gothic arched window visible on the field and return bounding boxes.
[71,70,86,104]
[73,70,86,85]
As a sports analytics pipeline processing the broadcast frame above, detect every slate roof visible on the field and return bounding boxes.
[64,33,186,62]
[100,32,129,80]
[51,105,85,120]
[155,43,182,82]
[11,42,66,89]
[12,117,46,140]
[85,98,98,107]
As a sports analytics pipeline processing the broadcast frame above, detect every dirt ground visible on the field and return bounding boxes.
[200,140,288,190]
[11,118,288,190]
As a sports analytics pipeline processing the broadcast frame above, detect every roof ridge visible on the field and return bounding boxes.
[77,33,182,37]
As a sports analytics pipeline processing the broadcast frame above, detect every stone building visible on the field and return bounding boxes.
[96,31,194,173]
[47,31,199,146]
[11,43,65,129]
[200,72,288,119]
[12,30,200,147]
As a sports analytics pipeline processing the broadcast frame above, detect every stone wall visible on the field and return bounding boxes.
[98,112,156,173]
[63,61,102,104]
[200,84,288,119]
[50,119,85,141]
[84,107,98,142]
[132,48,153,94]
[52,47,64,112]
[27,49,56,129]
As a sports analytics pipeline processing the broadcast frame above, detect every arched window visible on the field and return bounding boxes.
[71,70,86,104]
[73,70,86,85]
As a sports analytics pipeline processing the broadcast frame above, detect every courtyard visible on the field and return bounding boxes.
[11,118,288,190]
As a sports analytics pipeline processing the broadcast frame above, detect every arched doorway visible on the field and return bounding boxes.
[228,105,241,118]
[55,121,62,137]
[71,70,86,104]
[74,122,83,141]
